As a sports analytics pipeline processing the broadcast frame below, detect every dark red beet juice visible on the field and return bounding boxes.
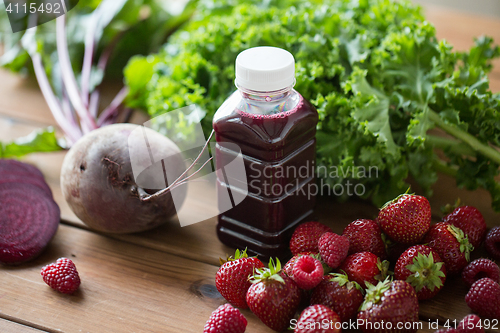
[213,47,318,259]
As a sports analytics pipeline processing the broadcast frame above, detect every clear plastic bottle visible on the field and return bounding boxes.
[213,46,318,259]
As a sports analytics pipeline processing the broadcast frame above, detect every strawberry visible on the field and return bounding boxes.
[294,304,341,333]
[318,232,350,269]
[394,245,447,300]
[377,194,431,245]
[465,277,500,319]
[246,258,301,331]
[215,249,264,309]
[291,255,324,290]
[40,257,81,294]
[358,279,419,333]
[290,221,332,255]
[462,258,500,287]
[423,222,474,276]
[457,314,484,333]
[203,303,247,333]
[310,272,364,322]
[343,219,387,259]
[485,226,500,261]
[443,205,487,248]
[339,252,390,289]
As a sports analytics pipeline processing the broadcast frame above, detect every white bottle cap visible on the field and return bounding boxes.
[235,46,295,92]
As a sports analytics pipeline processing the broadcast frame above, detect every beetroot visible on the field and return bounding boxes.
[0,159,45,180]
[60,124,187,233]
[0,173,53,197]
[0,183,60,264]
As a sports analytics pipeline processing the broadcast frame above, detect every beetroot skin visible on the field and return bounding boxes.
[60,124,187,233]
[0,183,60,264]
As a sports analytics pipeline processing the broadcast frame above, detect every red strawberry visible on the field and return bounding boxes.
[485,226,500,261]
[339,252,390,289]
[465,277,500,319]
[292,255,324,290]
[310,272,364,322]
[395,245,447,300]
[246,258,301,331]
[290,221,332,255]
[215,249,264,309]
[318,232,349,269]
[358,279,419,333]
[457,314,484,333]
[294,304,341,333]
[423,222,474,276]
[462,258,500,287]
[343,219,387,259]
[40,257,81,294]
[443,206,486,248]
[377,194,431,245]
[203,303,247,333]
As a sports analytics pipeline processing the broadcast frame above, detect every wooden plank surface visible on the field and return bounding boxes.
[1,3,500,333]
[0,319,47,333]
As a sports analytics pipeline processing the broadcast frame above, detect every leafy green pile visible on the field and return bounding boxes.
[125,0,500,210]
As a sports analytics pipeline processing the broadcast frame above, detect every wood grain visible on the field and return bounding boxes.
[0,319,46,333]
[0,224,275,333]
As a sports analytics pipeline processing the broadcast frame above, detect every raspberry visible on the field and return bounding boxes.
[465,277,500,319]
[291,255,324,290]
[462,258,500,287]
[283,252,316,277]
[457,314,484,333]
[40,257,81,294]
[203,303,247,333]
[485,227,500,261]
[295,304,341,333]
[290,221,332,255]
[318,232,349,269]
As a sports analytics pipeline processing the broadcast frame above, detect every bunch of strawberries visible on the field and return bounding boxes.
[204,194,500,332]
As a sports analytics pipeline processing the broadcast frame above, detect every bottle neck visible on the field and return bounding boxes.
[234,84,299,115]
[237,85,294,104]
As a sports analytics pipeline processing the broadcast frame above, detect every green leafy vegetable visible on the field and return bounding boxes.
[1,127,62,158]
[123,0,499,210]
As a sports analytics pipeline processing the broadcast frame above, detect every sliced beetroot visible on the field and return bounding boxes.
[0,173,53,197]
[0,159,45,180]
[0,183,60,264]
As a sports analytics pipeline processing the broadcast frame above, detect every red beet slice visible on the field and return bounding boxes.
[0,183,60,264]
[0,159,45,180]
[0,173,53,197]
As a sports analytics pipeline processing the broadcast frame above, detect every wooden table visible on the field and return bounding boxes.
[1,4,500,333]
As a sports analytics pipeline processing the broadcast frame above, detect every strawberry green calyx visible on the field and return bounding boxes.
[405,252,445,292]
[328,272,363,292]
[375,259,392,282]
[441,198,461,215]
[249,258,285,284]
[379,189,413,210]
[448,225,474,261]
[360,278,392,311]
[219,248,250,265]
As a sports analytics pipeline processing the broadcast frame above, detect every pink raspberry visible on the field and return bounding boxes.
[203,303,247,333]
[291,255,324,290]
[485,227,500,261]
[40,257,81,294]
[457,314,485,333]
[318,232,349,269]
[462,258,500,287]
